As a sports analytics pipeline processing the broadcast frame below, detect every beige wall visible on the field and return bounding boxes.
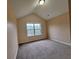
[7,0,18,59]
[17,14,48,44]
[48,12,70,45]
[7,0,16,23]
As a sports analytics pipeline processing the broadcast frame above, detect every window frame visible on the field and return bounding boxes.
[26,23,42,37]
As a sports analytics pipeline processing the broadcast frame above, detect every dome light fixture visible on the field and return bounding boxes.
[39,0,45,5]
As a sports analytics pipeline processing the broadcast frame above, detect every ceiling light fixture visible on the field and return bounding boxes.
[39,0,45,5]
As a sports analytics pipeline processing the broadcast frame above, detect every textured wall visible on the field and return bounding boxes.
[17,14,48,44]
[48,12,70,45]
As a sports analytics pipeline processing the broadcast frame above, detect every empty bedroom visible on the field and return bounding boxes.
[7,0,71,59]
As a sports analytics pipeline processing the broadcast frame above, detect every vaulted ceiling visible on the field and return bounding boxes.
[13,0,69,20]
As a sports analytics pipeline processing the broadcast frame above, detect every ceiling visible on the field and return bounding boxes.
[13,0,69,20]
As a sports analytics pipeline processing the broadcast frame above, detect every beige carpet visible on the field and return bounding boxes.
[17,40,71,59]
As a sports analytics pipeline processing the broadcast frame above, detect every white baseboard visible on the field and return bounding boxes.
[51,39,71,46]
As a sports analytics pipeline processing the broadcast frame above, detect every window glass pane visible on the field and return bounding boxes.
[27,30,34,36]
[35,24,41,29]
[26,23,42,37]
[27,24,34,29]
[35,29,42,35]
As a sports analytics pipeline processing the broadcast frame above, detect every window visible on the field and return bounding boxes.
[26,23,42,36]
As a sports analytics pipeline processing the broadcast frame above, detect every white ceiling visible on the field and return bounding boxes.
[13,0,69,20]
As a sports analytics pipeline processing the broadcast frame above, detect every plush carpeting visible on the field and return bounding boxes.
[17,40,71,59]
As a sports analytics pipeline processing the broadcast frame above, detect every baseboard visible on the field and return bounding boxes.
[19,38,48,46]
[51,39,71,46]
